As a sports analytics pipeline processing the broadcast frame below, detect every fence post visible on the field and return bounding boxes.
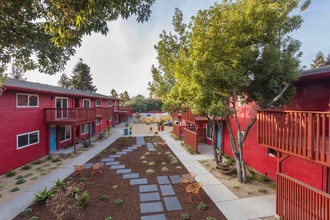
[307,113,313,159]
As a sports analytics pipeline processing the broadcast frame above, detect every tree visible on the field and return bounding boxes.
[311,51,326,69]
[58,73,71,88]
[120,91,131,104]
[127,95,147,112]
[9,59,26,80]
[0,0,155,78]
[110,89,118,98]
[71,59,97,92]
[149,0,305,183]
[325,53,330,66]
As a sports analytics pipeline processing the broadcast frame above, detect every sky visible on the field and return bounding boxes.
[26,0,330,98]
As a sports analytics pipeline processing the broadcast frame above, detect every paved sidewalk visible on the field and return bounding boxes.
[0,128,122,220]
[159,131,276,220]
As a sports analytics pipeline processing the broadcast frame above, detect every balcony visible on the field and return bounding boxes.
[114,106,132,116]
[45,108,96,126]
[96,107,113,119]
[258,110,330,167]
[173,109,208,123]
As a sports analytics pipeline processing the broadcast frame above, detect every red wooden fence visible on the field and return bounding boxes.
[258,110,330,166]
[277,173,330,220]
[173,123,181,140]
[183,128,198,152]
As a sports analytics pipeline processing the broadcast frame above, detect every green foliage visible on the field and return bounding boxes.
[19,208,33,216]
[79,177,87,183]
[126,95,163,112]
[105,217,113,220]
[46,155,53,160]
[76,191,90,208]
[146,169,155,174]
[111,148,118,154]
[197,202,207,210]
[10,187,20,192]
[259,175,269,182]
[5,170,16,177]
[21,165,32,170]
[113,199,124,206]
[34,188,54,203]
[248,168,255,177]
[0,0,155,75]
[181,213,191,220]
[161,167,169,172]
[100,195,109,201]
[70,59,97,92]
[148,161,155,166]
[16,178,26,185]
[206,217,216,220]
[29,216,39,220]
[54,178,65,190]
[52,158,61,163]
[112,185,119,190]
[32,160,42,165]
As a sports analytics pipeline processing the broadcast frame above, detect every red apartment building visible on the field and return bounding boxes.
[172,66,330,219]
[0,79,132,175]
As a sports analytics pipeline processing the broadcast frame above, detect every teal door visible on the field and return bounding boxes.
[217,126,222,149]
[90,123,93,136]
[50,127,57,152]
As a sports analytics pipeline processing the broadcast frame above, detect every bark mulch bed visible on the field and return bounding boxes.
[14,136,226,220]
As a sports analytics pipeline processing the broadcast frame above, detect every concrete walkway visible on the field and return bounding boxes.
[159,131,276,220]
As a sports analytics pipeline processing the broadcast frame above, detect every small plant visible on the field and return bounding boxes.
[16,175,24,180]
[16,178,27,185]
[161,167,169,172]
[19,208,32,216]
[140,156,147,160]
[104,217,113,220]
[181,213,191,220]
[66,176,73,181]
[24,173,34,178]
[40,171,48,176]
[112,185,119,190]
[207,217,216,220]
[161,161,167,165]
[79,177,87,182]
[111,148,117,154]
[30,176,38,181]
[165,151,171,155]
[76,191,90,208]
[46,155,52,160]
[270,183,276,189]
[258,189,268,194]
[52,158,61,163]
[29,216,39,220]
[146,169,155,174]
[10,187,20,192]
[114,198,123,206]
[33,187,54,203]
[197,202,207,210]
[54,178,64,190]
[5,170,16,177]
[247,167,255,176]
[176,166,182,169]
[148,161,155,166]
[233,186,240,190]
[32,160,42,165]
[170,159,179,165]
[100,194,109,201]
[144,152,151,156]
[259,174,269,182]
[21,164,32,170]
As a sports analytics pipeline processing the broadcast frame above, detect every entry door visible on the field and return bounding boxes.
[217,125,222,149]
[50,127,57,152]
[90,123,93,136]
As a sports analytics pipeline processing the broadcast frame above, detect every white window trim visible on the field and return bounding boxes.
[83,99,91,108]
[60,125,71,143]
[96,100,102,106]
[81,124,88,135]
[55,97,68,106]
[55,97,69,119]
[16,93,39,108]
[108,100,113,106]
[16,130,40,149]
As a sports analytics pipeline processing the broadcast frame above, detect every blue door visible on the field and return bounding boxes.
[50,127,57,152]
[90,123,93,136]
[217,126,222,149]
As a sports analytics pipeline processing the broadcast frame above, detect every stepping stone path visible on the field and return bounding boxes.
[85,139,182,219]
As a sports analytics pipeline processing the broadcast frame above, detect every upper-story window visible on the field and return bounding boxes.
[17,130,39,149]
[108,100,112,106]
[237,96,245,107]
[83,99,91,108]
[17,93,39,107]
[96,100,101,106]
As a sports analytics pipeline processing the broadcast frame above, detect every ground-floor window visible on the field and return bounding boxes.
[109,116,112,122]
[81,124,88,134]
[60,125,71,142]
[17,131,39,149]
[206,124,213,139]
[96,119,102,125]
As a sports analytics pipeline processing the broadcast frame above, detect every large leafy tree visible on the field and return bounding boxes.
[110,89,118,98]
[71,59,96,92]
[150,0,306,183]
[120,91,131,104]
[311,51,326,69]
[0,0,155,78]
[58,73,71,88]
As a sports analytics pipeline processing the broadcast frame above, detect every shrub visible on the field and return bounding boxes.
[10,187,20,192]
[176,166,182,169]
[16,175,24,180]
[197,202,207,210]
[114,199,123,206]
[142,160,148,164]
[165,151,171,155]
[52,158,61,163]
[46,155,52,160]
[16,178,27,185]
[32,160,42,165]
[170,159,179,165]
[79,177,87,183]
[161,167,169,172]
[207,217,216,220]
[29,216,39,220]
[148,162,155,166]
[247,167,255,177]
[140,156,147,160]
[100,195,109,201]
[259,174,269,182]
[33,187,54,204]
[76,191,90,208]
[110,148,117,154]
[5,170,16,177]
[112,185,119,190]
[105,217,113,220]
[66,177,73,182]
[24,173,34,178]
[54,178,64,190]
[181,213,190,220]
[144,152,151,156]
[146,169,155,175]
[19,208,32,216]
[21,165,32,170]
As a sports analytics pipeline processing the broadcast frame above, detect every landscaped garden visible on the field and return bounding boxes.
[13,136,226,220]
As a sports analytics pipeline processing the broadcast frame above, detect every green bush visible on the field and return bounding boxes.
[197,202,207,210]
[10,187,20,192]
[33,187,54,203]
[46,155,52,160]
[206,217,216,220]
[79,177,87,182]
[54,178,64,190]
[146,169,155,174]
[16,175,24,180]
[100,195,109,201]
[19,208,32,216]
[16,178,27,185]
[32,160,42,164]
[161,167,169,172]
[76,191,90,208]
[112,185,119,190]
[181,213,191,220]
[5,170,16,177]
[114,199,123,206]
[21,165,32,170]
[259,174,269,182]
[29,216,39,220]
[52,158,61,163]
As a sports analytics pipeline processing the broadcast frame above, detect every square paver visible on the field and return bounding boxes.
[130,178,148,185]
[157,176,170,185]
[139,184,158,193]
[141,214,166,220]
[123,149,133,152]
[147,148,155,151]
[140,192,160,202]
[128,146,138,150]
[164,196,182,211]
[84,163,93,169]
[169,175,181,184]
[132,144,142,147]
[116,151,127,155]
[105,161,119,166]
[109,155,121,158]
[101,158,114,162]
[160,184,175,196]
[140,202,163,214]
[110,165,125,169]
[123,173,139,179]
[116,169,131,174]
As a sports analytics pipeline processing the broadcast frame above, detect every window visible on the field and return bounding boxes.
[17,131,39,149]
[60,125,71,142]
[96,100,101,106]
[55,97,68,119]
[81,124,88,134]
[206,124,213,139]
[83,99,91,108]
[237,96,245,107]
[17,94,39,107]
[108,100,112,106]
[96,119,101,125]
[108,116,112,122]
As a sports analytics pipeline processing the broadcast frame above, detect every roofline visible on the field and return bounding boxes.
[300,65,330,79]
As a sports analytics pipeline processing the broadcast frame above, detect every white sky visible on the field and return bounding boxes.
[26,0,330,98]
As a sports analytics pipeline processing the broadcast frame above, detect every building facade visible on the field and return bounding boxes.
[0,79,132,174]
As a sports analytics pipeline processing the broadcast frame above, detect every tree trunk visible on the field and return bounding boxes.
[208,116,220,166]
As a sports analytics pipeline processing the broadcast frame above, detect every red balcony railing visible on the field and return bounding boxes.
[95,107,114,118]
[277,173,330,219]
[45,108,96,125]
[258,110,330,166]
[113,106,132,115]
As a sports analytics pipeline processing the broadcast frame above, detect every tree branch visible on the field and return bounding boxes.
[266,82,290,107]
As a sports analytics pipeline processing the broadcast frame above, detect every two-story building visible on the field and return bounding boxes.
[0,79,132,174]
